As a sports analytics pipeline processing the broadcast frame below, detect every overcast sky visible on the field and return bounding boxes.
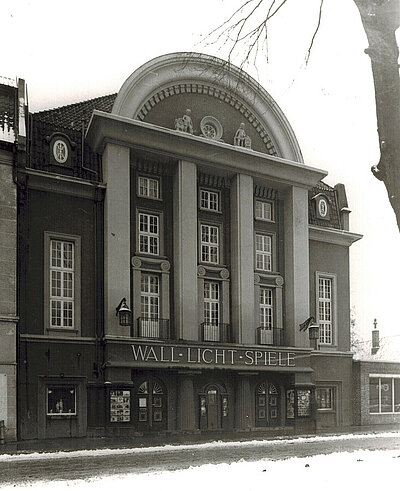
[3,0,400,342]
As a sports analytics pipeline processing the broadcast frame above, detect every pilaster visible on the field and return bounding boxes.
[284,186,310,348]
[173,160,198,340]
[231,174,254,344]
[177,374,196,431]
[103,143,131,337]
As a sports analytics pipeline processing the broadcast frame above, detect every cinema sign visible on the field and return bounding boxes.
[131,344,297,368]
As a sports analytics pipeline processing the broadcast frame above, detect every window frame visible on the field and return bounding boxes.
[199,188,221,213]
[46,385,77,416]
[369,374,400,414]
[200,223,220,265]
[203,280,220,326]
[140,273,160,320]
[255,232,274,272]
[259,287,274,328]
[137,210,163,257]
[316,272,337,346]
[44,232,81,335]
[137,175,161,200]
[316,387,335,411]
[254,199,274,222]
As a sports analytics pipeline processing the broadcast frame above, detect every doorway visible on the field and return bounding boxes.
[136,378,167,431]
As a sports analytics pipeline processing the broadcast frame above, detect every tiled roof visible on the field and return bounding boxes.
[33,93,117,130]
[353,335,400,363]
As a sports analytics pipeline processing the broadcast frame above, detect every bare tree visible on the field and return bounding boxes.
[206,0,400,230]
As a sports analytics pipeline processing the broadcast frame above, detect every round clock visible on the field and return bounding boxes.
[53,139,68,164]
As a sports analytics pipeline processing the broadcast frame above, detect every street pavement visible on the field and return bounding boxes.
[0,432,399,485]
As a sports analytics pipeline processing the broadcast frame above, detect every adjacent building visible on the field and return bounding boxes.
[4,53,365,440]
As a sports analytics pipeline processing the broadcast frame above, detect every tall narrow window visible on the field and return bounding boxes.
[204,281,219,326]
[201,224,219,263]
[260,288,273,328]
[138,213,159,255]
[138,176,159,199]
[318,277,332,344]
[50,240,74,328]
[140,274,160,338]
[255,234,272,271]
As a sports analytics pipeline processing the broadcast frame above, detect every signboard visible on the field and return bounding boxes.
[130,344,296,368]
[297,389,311,417]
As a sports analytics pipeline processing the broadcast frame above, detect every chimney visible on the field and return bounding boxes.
[371,318,379,355]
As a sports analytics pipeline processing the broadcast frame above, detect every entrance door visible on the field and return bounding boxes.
[206,388,219,429]
[136,379,167,431]
[256,382,280,427]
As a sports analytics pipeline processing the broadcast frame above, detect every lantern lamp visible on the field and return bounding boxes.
[116,298,132,327]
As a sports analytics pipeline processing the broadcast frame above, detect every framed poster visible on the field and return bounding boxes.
[110,389,131,423]
[297,389,311,417]
[286,389,295,419]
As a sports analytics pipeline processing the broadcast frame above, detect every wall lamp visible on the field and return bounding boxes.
[299,315,320,349]
[115,298,132,327]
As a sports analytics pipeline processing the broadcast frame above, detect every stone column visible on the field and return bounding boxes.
[231,174,254,344]
[0,150,17,441]
[102,143,131,337]
[235,374,253,430]
[177,373,196,431]
[173,160,198,340]
[284,186,310,347]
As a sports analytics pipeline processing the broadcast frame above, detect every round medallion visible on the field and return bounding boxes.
[220,268,229,279]
[200,116,223,141]
[53,139,68,164]
[275,275,284,286]
[197,266,206,276]
[318,198,328,218]
[131,257,142,269]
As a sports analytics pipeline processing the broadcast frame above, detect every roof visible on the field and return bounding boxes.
[33,93,117,130]
[353,335,400,363]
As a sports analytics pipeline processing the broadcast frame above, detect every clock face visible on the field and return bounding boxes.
[53,140,68,164]
[318,198,328,217]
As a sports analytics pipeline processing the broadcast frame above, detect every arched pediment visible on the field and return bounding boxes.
[112,52,303,162]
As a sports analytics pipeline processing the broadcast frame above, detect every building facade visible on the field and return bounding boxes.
[6,53,363,440]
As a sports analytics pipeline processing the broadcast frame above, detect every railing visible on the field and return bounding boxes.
[201,323,232,343]
[134,317,170,340]
[257,327,285,346]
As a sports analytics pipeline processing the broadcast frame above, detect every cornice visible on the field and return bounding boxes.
[21,168,106,200]
[309,225,362,246]
[86,111,327,189]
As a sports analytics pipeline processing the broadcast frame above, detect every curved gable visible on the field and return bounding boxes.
[112,52,303,162]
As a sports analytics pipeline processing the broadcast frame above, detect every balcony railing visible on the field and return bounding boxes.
[134,317,170,340]
[201,323,232,343]
[257,326,284,346]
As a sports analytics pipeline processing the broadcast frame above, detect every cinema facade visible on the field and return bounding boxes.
[1,53,363,440]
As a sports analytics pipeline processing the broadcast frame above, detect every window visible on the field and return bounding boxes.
[141,274,159,320]
[255,234,272,271]
[138,213,159,255]
[201,224,219,263]
[255,200,273,221]
[47,386,76,415]
[318,276,333,344]
[50,240,74,328]
[316,387,334,410]
[138,176,160,199]
[369,376,400,414]
[44,232,81,333]
[260,288,273,328]
[200,189,219,212]
[204,281,219,326]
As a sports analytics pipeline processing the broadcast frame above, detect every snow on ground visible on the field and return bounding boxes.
[1,448,399,491]
[0,431,399,462]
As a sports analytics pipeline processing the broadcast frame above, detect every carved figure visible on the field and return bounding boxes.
[234,123,252,149]
[175,108,194,134]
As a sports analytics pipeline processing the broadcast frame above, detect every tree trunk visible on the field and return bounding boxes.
[353,0,400,230]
